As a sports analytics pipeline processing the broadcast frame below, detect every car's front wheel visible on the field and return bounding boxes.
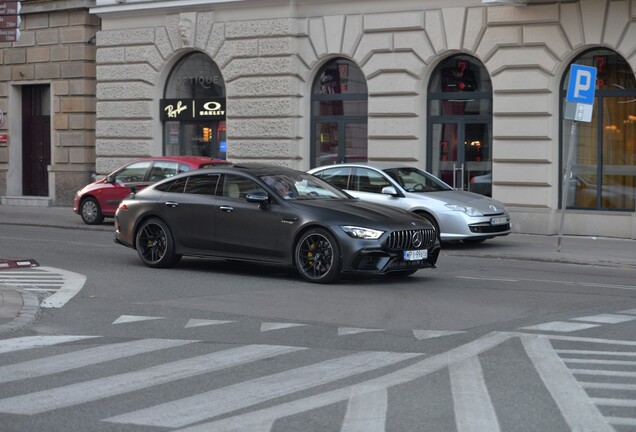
[295,228,341,284]
[80,197,104,225]
[135,218,181,268]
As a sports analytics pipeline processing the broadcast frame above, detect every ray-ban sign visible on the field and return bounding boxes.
[160,98,226,121]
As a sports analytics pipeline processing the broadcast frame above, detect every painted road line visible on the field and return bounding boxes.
[105,350,421,428]
[520,321,600,332]
[39,267,86,308]
[0,344,302,415]
[450,356,500,432]
[341,387,388,432]
[521,335,613,432]
[0,338,196,384]
[570,314,636,324]
[0,335,99,355]
[170,332,512,432]
[570,369,636,378]
[563,358,636,366]
[581,382,636,391]
[557,349,636,357]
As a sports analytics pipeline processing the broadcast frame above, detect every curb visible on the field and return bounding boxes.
[0,287,40,335]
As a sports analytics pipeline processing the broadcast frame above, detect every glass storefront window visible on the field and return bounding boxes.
[561,49,636,211]
[428,55,493,195]
[311,58,368,167]
[163,52,227,159]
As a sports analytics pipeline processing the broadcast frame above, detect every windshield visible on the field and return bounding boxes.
[383,167,452,193]
[261,172,351,200]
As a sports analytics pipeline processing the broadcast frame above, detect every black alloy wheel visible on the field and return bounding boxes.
[135,218,181,268]
[295,228,341,284]
[80,197,105,225]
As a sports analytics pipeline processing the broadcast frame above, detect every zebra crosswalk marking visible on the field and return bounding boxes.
[521,335,613,432]
[0,338,195,384]
[105,350,421,428]
[0,335,99,355]
[0,344,302,415]
[449,355,500,432]
[341,387,387,432]
[169,332,512,432]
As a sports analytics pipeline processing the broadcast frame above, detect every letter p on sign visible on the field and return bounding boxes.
[566,64,597,105]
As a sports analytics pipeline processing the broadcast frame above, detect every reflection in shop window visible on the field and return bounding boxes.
[561,49,636,211]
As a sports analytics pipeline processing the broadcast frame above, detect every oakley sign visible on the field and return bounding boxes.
[160,98,226,121]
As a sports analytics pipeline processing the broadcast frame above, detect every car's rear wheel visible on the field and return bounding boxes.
[135,218,181,268]
[295,228,340,284]
[80,197,104,225]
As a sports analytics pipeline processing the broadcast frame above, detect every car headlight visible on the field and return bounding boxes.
[341,225,385,240]
[445,204,483,216]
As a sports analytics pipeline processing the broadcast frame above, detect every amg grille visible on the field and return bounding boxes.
[386,229,436,250]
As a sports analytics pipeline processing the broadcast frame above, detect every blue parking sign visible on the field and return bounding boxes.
[566,64,597,105]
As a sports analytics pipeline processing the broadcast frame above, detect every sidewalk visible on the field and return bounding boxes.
[1,205,635,333]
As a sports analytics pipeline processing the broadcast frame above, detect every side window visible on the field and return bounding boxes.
[352,168,392,193]
[113,161,151,183]
[316,167,351,189]
[184,174,220,195]
[155,176,188,193]
[148,161,179,181]
[177,163,193,173]
[221,174,264,199]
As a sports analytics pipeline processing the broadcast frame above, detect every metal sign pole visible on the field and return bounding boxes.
[557,120,578,252]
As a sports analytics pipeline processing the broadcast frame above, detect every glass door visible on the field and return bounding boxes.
[313,120,367,166]
[430,121,492,195]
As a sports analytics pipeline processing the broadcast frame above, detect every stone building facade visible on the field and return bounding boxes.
[0,0,99,206]
[2,0,636,239]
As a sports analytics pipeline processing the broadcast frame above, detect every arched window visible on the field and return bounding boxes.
[310,58,368,167]
[162,52,227,159]
[427,55,493,195]
[560,49,636,210]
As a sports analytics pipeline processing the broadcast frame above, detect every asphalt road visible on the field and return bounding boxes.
[1,224,636,431]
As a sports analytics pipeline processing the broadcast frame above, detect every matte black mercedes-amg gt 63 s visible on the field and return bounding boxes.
[114,163,440,284]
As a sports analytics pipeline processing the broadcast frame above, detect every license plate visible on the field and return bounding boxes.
[404,249,427,261]
[490,216,508,225]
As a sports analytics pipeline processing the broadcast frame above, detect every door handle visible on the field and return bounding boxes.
[165,201,179,208]
[220,206,234,212]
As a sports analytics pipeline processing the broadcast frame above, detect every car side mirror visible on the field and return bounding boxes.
[381,186,399,196]
[105,175,115,184]
[246,191,270,206]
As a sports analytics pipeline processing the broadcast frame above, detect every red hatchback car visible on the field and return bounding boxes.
[74,156,229,224]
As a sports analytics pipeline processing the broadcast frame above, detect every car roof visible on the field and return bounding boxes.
[311,162,420,171]
[132,156,229,166]
[192,162,305,177]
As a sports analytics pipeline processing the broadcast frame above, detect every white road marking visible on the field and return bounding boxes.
[570,314,636,324]
[341,387,388,432]
[260,322,306,332]
[112,315,164,324]
[570,369,636,378]
[0,344,302,415]
[170,332,512,432]
[413,330,465,340]
[39,267,86,308]
[0,335,99,354]
[521,335,613,432]
[620,308,636,315]
[563,358,636,366]
[557,349,636,357]
[184,319,234,328]
[105,350,421,428]
[582,382,636,391]
[591,398,636,407]
[0,339,195,384]
[450,356,500,432]
[338,327,384,336]
[521,321,600,332]
[607,417,636,426]
[0,267,86,309]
